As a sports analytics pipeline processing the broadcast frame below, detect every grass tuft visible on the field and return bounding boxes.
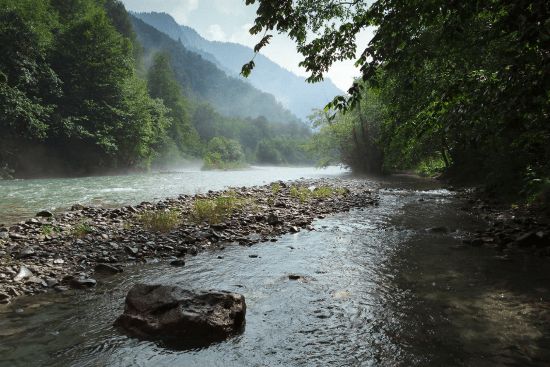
[71,222,94,238]
[191,192,246,224]
[139,210,180,232]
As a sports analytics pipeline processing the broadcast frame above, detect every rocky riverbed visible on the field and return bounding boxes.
[0,178,377,304]
[459,193,550,256]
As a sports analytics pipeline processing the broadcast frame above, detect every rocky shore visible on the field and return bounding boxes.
[460,193,550,256]
[0,178,378,304]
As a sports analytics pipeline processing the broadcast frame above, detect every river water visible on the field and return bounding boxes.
[0,166,345,225]
[1,173,550,366]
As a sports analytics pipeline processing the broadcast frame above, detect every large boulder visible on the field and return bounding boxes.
[114,284,246,348]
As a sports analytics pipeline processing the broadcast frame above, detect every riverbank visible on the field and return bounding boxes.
[459,190,550,257]
[0,177,377,304]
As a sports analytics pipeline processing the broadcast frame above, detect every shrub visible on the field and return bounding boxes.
[139,210,180,232]
[191,192,245,224]
[71,222,93,238]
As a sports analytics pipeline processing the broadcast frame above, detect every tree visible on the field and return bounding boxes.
[245,0,550,193]
[147,52,200,157]
[0,9,61,173]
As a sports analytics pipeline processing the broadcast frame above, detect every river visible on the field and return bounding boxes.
[0,166,345,225]
[1,172,550,366]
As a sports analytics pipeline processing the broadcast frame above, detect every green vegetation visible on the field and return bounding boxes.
[41,224,61,236]
[191,192,247,224]
[203,137,246,170]
[0,0,314,178]
[271,182,282,194]
[246,0,550,202]
[139,210,180,232]
[71,222,93,238]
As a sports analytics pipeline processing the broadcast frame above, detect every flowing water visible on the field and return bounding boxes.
[1,174,550,366]
[0,166,345,225]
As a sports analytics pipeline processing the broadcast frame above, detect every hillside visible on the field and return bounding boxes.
[130,16,300,125]
[132,12,344,120]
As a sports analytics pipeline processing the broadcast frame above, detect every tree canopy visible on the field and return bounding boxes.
[245,0,550,197]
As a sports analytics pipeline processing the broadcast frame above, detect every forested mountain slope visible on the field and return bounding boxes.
[133,12,344,120]
[130,16,300,125]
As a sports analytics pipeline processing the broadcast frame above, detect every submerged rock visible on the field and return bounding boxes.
[114,284,246,348]
[94,263,123,275]
[36,210,53,218]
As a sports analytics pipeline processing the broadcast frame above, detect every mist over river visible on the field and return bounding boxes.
[0,166,345,225]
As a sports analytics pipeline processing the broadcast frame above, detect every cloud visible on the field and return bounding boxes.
[206,24,228,41]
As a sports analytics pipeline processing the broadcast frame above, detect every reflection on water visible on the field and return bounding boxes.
[0,166,345,224]
[0,175,549,366]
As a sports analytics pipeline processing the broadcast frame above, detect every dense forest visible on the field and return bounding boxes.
[0,0,312,178]
[246,0,550,202]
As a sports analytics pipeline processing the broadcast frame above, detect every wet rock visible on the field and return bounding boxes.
[514,231,543,248]
[36,210,54,218]
[169,259,186,267]
[13,266,33,282]
[27,276,47,287]
[427,226,448,233]
[267,213,280,225]
[45,278,59,288]
[9,233,26,240]
[0,292,10,304]
[94,263,123,275]
[68,277,97,289]
[125,246,139,256]
[17,246,35,259]
[71,204,85,211]
[289,226,300,233]
[114,284,246,348]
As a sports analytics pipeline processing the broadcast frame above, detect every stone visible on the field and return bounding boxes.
[17,246,35,259]
[94,263,123,275]
[68,277,97,289]
[71,204,85,211]
[36,210,54,218]
[27,276,47,287]
[114,284,246,348]
[0,292,10,304]
[45,278,59,288]
[427,226,448,233]
[514,231,542,248]
[169,259,186,267]
[125,246,139,255]
[267,213,280,225]
[13,266,33,282]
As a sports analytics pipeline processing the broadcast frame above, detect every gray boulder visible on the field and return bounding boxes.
[115,284,246,348]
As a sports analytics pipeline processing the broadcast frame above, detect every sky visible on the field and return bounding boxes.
[121,0,373,91]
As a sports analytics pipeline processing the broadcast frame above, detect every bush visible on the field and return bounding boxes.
[139,210,180,232]
[202,137,246,170]
[191,192,245,224]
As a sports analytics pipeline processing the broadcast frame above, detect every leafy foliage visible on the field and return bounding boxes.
[247,0,550,197]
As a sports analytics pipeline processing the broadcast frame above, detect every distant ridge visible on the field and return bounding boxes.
[132,12,345,120]
[131,16,300,124]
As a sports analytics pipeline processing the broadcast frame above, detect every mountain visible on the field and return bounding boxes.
[130,16,299,124]
[132,12,345,120]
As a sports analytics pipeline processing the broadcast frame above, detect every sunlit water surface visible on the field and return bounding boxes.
[1,175,549,366]
[0,166,345,225]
